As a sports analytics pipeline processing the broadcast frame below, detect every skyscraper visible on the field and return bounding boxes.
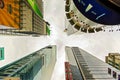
[65,46,120,80]
[0,45,56,80]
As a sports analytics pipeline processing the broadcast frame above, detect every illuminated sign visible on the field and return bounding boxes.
[27,0,43,18]
[0,0,20,29]
[73,0,120,25]
[0,47,4,60]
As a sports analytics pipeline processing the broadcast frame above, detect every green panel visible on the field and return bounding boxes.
[27,0,43,18]
[46,25,50,35]
[0,47,4,60]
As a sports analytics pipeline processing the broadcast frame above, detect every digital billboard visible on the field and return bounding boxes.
[27,0,43,18]
[73,0,120,25]
[0,47,4,60]
[0,0,20,29]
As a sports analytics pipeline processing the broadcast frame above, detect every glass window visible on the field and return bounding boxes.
[113,71,117,78]
[108,68,111,75]
[118,75,120,80]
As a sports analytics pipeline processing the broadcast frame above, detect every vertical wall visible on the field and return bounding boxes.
[34,45,56,80]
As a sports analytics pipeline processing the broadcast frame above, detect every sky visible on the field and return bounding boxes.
[44,0,120,80]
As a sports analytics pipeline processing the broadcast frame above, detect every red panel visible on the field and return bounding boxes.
[65,62,73,80]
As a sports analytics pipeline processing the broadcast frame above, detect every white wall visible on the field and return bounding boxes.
[0,36,51,67]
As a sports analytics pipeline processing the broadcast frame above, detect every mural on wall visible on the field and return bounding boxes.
[0,0,5,9]
[0,0,20,29]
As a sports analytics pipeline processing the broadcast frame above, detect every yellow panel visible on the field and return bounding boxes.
[4,77,20,80]
[0,0,20,29]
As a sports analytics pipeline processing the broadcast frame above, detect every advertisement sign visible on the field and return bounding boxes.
[73,0,120,25]
[0,0,20,29]
[0,47,4,60]
[27,0,43,18]
[4,77,20,80]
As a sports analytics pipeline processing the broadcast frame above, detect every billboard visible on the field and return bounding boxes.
[0,0,20,29]
[27,0,43,18]
[0,47,4,60]
[73,0,120,25]
[4,77,20,80]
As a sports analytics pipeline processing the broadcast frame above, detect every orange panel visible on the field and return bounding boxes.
[0,0,20,29]
[4,77,20,80]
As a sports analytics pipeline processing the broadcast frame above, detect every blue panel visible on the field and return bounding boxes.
[73,0,120,25]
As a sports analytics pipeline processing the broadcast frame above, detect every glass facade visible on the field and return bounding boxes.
[0,45,56,80]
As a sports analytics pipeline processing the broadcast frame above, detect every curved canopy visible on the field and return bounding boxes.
[73,0,120,25]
